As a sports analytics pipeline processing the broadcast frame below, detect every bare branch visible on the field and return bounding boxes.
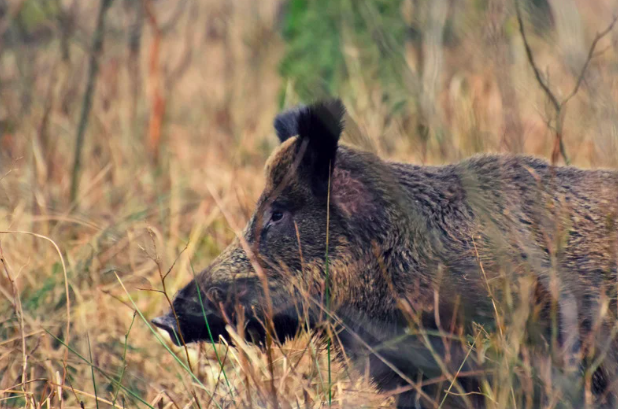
[562,14,618,106]
[162,242,189,282]
[515,0,618,166]
[136,288,164,294]
[70,0,116,203]
[515,0,560,113]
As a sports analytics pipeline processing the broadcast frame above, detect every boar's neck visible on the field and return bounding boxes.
[381,160,477,286]
[330,159,485,389]
[331,158,478,326]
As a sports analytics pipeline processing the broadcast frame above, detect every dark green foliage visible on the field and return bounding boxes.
[279,0,345,100]
[2,0,58,47]
[278,0,407,105]
[21,262,62,312]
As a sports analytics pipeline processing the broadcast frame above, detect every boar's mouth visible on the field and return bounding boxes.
[152,275,309,347]
[152,304,307,348]
[151,311,228,347]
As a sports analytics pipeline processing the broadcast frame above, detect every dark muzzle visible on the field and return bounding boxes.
[151,314,184,346]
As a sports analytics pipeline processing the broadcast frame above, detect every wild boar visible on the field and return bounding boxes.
[153,99,618,408]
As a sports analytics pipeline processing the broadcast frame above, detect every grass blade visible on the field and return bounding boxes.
[189,259,235,397]
[44,329,153,408]
[114,272,223,409]
[112,311,137,407]
[86,332,100,409]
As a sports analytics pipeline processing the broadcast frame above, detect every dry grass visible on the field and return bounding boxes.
[1,0,618,407]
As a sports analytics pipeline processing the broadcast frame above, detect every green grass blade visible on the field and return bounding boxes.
[114,272,223,409]
[87,332,100,409]
[44,329,153,408]
[325,164,332,406]
[189,259,235,397]
[112,311,137,407]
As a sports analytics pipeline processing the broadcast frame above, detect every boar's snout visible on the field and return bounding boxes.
[152,307,229,346]
[152,314,182,346]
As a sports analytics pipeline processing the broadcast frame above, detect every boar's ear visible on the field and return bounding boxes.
[296,99,346,196]
[274,104,307,142]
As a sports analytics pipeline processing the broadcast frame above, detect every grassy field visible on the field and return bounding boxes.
[2,0,618,407]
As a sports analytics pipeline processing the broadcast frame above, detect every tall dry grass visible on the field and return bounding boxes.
[1,0,618,407]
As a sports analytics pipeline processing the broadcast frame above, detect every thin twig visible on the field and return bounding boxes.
[144,236,204,409]
[515,0,559,112]
[438,332,481,408]
[146,231,193,369]
[562,15,618,106]
[205,344,230,409]
[515,0,618,165]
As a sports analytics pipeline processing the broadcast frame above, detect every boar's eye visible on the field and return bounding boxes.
[271,211,284,222]
[260,207,293,242]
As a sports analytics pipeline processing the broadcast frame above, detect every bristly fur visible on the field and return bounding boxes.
[296,99,345,147]
[274,104,307,142]
[156,99,618,409]
[271,100,346,197]
[275,99,345,146]
[296,99,346,196]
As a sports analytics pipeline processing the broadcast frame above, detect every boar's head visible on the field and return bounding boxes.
[153,99,400,347]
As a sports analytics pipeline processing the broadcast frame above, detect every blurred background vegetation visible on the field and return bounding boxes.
[1,0,617,407]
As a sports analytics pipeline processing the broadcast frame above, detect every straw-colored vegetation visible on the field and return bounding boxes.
[1,0,618,407]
